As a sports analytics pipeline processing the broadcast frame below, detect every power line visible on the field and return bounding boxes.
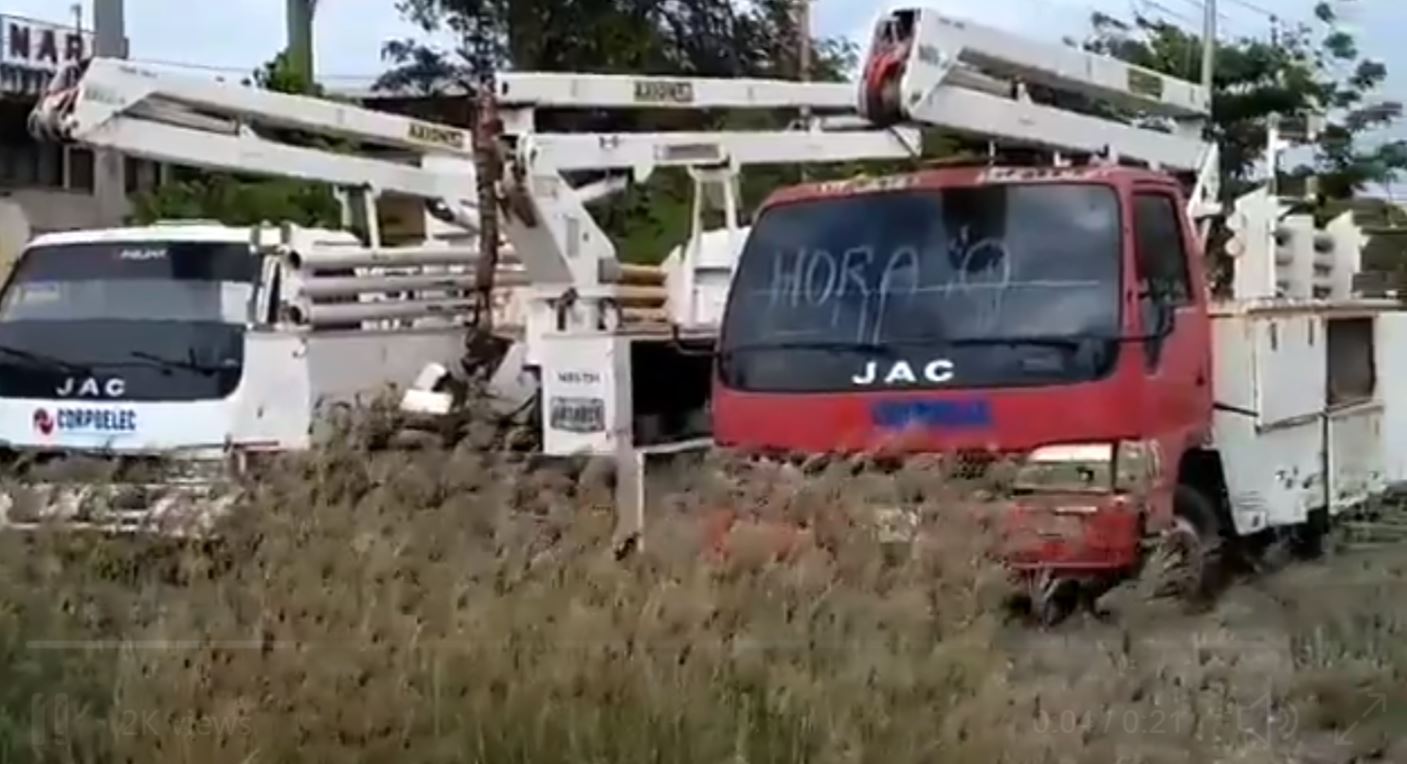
[1166,0,1232,25]
[128,57,380,81]
[1223,0,1280,21]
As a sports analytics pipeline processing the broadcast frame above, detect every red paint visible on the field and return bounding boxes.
[1001,496,1142,573]
[32,408,53,436]
[712,166,1215,576]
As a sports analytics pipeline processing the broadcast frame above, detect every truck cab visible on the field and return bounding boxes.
[0,225,268,452]
[713,164,1216,575]
[0,222,475,532]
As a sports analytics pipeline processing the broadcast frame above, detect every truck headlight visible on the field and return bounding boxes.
[1014,440,1161,494]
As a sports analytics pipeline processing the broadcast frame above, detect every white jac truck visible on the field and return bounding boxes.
[0,221,493,533]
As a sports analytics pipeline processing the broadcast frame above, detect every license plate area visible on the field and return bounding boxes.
[549,396,606,434]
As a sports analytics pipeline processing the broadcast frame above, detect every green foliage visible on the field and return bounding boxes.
[129,174,341,228]
[127,52,340,228]
[381,0,875,262]
[1081,1,1405,200]
[251,50,323,96]
[381,0,855,87]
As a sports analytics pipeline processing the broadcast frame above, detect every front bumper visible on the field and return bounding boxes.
[0,478,241,537]
[1000,493,1142,573]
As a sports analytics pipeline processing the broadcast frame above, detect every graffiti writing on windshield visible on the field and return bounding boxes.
[765,235,1011,343]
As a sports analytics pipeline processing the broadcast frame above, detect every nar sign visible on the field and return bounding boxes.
[0,16,93,96]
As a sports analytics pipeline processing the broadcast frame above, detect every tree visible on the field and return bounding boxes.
[128,53,341,228]
[1080,1,1406,200]
[378,0,856,93]
[377,0,864,262]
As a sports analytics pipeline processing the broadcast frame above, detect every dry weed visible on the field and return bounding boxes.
[1,413,1407,763]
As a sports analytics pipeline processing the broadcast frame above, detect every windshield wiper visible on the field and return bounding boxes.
[0,344,90,374]
[721,340,899,358]
[944,336,1093,351]
[127,350,229,376]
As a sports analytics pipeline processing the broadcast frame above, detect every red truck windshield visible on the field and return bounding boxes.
[718,183,1124,393]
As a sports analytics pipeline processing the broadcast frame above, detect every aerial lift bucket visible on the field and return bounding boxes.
[859,10,917,126]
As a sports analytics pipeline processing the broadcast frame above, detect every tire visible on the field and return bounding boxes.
[1290,508,1328,560]
[1150,484,1225,602]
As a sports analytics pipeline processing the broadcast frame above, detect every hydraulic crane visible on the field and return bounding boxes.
[12,54,919,533]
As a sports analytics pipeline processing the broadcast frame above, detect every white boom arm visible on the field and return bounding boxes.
[30,58,481,211]
[858,7,1220,216]
[485,70,922,352]
[30,58,923,342]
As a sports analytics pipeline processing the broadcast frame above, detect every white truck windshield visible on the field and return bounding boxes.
[0,240,257,402]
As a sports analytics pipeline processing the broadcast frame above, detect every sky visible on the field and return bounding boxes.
[3,0,1397,88]
[7,1,1405,147]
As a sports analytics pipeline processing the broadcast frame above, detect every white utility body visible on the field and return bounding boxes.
[1209,191,1407,536]
[8,56,919,532]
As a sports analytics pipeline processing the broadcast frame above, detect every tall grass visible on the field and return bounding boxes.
[2,423,1407,762]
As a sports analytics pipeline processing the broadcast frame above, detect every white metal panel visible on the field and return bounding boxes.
[915,8,1209,117]
[29,224,248,247]
[497,72,856,110]
[1375,312,1407,486]
[539,335,633,457]
[901,83,1206,171]
[1210,314,1322,534]
[660,227,746,329]
[303,328,466,407]
[1252,314,1324,428]
[69,59,475,157]
[526,128,921,173]
[0,396,239,453]
[84,119,477,203]
[1326,404,1383,515]
[230,331,313,450]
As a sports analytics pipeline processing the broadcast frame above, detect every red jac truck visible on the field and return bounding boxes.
[712,7,1406,617]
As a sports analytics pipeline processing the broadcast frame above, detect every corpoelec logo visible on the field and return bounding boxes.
[32,406,137,436]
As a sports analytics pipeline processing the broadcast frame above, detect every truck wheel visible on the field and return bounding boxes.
[1290,508,1328,560]
[1150,484,1224,602]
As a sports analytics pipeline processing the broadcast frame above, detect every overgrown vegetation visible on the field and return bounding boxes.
[2,410,1407,762]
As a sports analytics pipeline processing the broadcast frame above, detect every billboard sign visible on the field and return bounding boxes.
[0,16,94,97]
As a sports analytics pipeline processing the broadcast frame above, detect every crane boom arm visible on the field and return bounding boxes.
[30,58,481,206]
[858,7,1213,175]
[44,59,475,157]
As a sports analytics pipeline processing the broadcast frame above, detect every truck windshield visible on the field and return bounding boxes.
[0,240,257,402]
[718,183,1124,393]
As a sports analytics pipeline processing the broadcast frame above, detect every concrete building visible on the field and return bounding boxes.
[0,12,161,236]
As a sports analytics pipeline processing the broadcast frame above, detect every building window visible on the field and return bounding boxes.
[66,147,93,192]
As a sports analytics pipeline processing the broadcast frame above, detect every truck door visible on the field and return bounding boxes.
[1131,189,1212,449]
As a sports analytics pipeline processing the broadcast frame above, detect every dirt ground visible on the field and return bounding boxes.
[2,434,1407,763]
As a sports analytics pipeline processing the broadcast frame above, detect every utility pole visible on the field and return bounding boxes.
[797,0,811,87]
[797,0,812,180]
[286,0,316,88]
[1200,0,1216,92]
[93,0,126,226]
